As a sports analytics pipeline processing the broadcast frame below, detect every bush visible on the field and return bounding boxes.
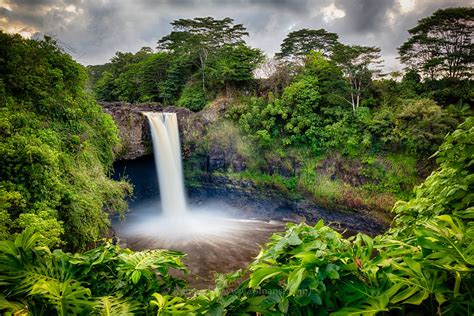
[390,98,457,154]
[177,82,207,111]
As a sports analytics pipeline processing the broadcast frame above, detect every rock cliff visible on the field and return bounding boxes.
[100,99,252,174]
[101,102,202,160]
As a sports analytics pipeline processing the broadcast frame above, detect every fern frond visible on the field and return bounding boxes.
[117,250,186,284]
[0,295,28,315]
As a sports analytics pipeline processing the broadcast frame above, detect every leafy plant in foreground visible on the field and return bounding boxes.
[0,228,187,315]
[214,117,473,315]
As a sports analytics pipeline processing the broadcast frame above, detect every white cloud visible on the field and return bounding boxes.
[398,0,416,13]
[0,0,472,70]
[321,3,345,22]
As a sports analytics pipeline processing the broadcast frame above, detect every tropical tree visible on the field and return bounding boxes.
[276,28,340,61]
[157,17,249,91]
[303,51,349,111]
[399,7,474,80]
[207,44,264,96]
[332,44,383,112]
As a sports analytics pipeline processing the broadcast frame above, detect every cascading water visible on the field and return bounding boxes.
[144,112,187,216]
[114,111,285,288]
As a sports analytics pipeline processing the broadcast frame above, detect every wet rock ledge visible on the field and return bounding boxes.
[101,101,206,160]
[101,100,253,175]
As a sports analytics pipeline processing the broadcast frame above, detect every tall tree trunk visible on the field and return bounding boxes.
[350,76,356,112]
[351,92,355,112]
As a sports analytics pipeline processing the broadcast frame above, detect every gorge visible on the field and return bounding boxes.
[111,106,388,288]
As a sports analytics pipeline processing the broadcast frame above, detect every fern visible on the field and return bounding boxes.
[0,295,28,315]
[0,230,188,315]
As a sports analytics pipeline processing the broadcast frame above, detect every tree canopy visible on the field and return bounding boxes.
[331,44,383,111]
[276,28,340,60]
[157,17,248,52]
[399,7,474,80]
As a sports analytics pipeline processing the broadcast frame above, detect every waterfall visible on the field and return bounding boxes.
[144,112,187,216]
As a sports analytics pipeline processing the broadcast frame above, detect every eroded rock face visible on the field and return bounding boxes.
[100,100,242,172]
[102,100,305,180]
[101,102,153,160]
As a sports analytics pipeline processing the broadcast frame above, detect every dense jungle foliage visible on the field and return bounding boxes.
[0,32,131,250]
[1,117,472,315]
[0,6,473,316]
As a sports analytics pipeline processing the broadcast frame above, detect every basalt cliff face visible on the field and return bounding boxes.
[102,101,383,192]
[101,99,252,174]
[101,102,199,160]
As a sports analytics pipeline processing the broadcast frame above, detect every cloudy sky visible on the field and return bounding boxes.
[0,0,471,71]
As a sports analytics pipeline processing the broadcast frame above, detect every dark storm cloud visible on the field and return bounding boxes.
[138,0,312,12]
[0,0,472,69]
[8,0,55,7]
[333,0,395,33]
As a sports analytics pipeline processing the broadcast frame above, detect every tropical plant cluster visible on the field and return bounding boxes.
[0,229,186,315]
[0,32,131,249]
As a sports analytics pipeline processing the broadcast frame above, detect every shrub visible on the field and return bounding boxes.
[177,82,207,111]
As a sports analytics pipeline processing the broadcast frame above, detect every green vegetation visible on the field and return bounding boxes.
[219,47,461,209]
[1,5,473,316]
[0,228,186,315]
[1,117,472,315]
[0,32,131,249]
[90,17,263,106]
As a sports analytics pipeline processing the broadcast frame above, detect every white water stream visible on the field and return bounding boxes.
[144,112,187,216]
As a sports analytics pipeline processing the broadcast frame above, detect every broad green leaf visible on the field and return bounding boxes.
[249,267,285,288]
[286,267,305,296]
